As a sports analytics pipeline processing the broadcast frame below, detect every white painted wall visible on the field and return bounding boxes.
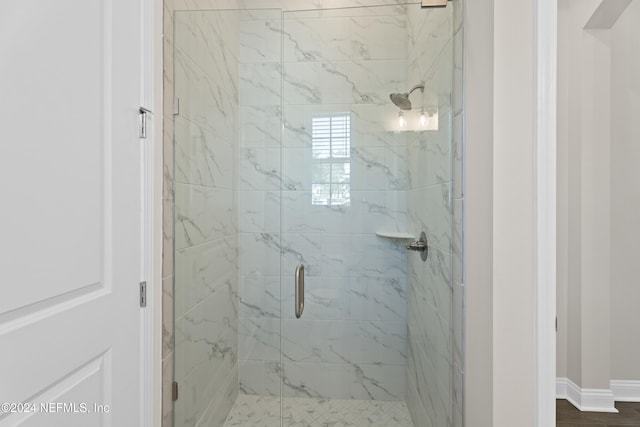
[493,0,537,422]
[557,0,615,407]
[557,0,640,402]
[463,0,494,423]
[610,0,640,382]
[466,0,555,424]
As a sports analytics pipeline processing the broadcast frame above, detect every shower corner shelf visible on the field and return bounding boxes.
[375,231,416,240]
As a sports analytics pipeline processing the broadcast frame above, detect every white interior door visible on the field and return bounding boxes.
[0,1,143,426]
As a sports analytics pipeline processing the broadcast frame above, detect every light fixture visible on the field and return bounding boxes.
[419,108,428,127]
[398,111,406,128]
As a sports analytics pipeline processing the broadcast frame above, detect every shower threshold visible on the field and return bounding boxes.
[223,394,414,427]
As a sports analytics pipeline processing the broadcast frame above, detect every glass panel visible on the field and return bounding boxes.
[171,2,461,426]
[280,3,454,427]
[172,9,283,427]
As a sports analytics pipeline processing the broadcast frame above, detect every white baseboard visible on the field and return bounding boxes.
[610,380,640,402]
[556,377,618,413]
[556,377,568,398]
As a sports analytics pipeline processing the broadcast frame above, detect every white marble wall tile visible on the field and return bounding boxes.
[282,319,406,365]
[318,0,406,13]
[452,282,463,373]
[280,234,405,278]
[282,361,405,401]
[238,274,281,319]
[163,198,175,279]
[282,104,407,149]
[174,117,234,189]
[407,109,453,189]
[175,11,240,75]
[452,112,463,198]
[280,191,407,234]
[350,275,406,322]
[171,7,241,427]
[452,365,463,427]
[174,281,238,381]
[238,148,282,191]
[173,9,203,61]
[406,369,433,427]
[350,146,409,190]
[174,184,235,250]
[408,183,452,252]
[240,19,282,64]
[163,0,175,120]
[453,26,463,116]
[238,316,281,361]
[409,247,452,320]
[280,276,350,320]
[452,197,463,284]
[239,360,282,396]
[283,60,405,106]
[283,62,342,105]
[407,337,448,427]
[224,395,281,427]
[163,117,175,200]
[408,298,450,388]
[175,236,237,318]
[414,39,454,110]
[237,232,282,276]
[195,362,238,427]
[278,148,308,191]
[174,48,238,137]
[282,362,353,399]
[163,276,175,358]
[281,146,408,192]
[407,7,452,78]
[452,0,463,33]
[283,17,351,62]
[346,59,408,104]
[239,62,282,106]
[162,352,174,427]
[352,364,406,401]
[163,13,175,406]
[283,104,345,148]
[239,105,281,148]
[350,104,410,146]
[350,15,407,60]
[174,379,196,427]
[171,1,409,21]
[238,191,280,233]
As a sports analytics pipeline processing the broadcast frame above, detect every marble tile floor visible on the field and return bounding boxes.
[223,394,415,427]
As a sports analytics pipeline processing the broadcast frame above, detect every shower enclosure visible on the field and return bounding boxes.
[166,1,464,426]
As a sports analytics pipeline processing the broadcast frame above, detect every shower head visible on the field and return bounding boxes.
[389,84,425,110]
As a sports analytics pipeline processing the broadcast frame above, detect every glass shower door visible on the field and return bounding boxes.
[171,3,460,426]
[279,3,455,426]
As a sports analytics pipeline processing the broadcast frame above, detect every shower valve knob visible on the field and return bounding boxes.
[406,241,427,251]
[405,231,429,262]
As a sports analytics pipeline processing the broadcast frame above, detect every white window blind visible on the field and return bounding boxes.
[311,114,351,206]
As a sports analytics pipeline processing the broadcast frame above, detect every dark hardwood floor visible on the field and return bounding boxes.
[557,399,640,426]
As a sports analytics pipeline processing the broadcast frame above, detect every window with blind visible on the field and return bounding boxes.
[311,114,351,207]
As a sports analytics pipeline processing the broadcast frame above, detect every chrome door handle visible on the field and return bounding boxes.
[295,264,305,319]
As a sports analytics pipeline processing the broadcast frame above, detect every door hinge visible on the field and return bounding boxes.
[139,281,147,307]
[555,316,558,332]
[172,382,178,402]
[139,107,152,138]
